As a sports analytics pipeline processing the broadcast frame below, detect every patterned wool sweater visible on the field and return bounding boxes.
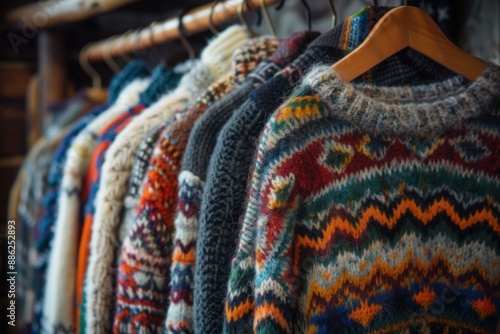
[118,123,166,253]
[17,130,68,333]
[205,7,452,333]
[173,30,320,334]
[75,66,182,333]
[226,63,500,333]
[115,35,280,334]
[33,61,148,333]
[86,25,251,334]
[41,78,149,334]
[166,36,284,334]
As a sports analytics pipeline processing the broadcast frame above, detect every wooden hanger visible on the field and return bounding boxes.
[79,44,108,103]
[332,5,487,82]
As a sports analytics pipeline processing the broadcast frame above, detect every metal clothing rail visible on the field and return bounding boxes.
[6,0,139,29]
[85,0,279,62]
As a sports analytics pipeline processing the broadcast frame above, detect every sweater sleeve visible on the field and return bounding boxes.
[223,139,303,334]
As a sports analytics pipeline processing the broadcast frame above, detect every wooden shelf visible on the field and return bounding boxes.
[6,0,140,29]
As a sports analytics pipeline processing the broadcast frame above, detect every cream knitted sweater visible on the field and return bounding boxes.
[41,79,149,333]
[84,25,251,333]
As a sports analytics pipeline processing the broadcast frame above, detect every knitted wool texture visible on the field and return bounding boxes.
[16,131,66,332]
[193,8,455,332]
[76,104,145,332]
[33,60,149,333]
[32,104,108,334]
[118,123,166,254]
[41,78,149,333]
[75,67,183,332]
[227,63,500,333]
[171,31,320,334]
[114,35,279,334]
[163,36,281,334]
[86,25,251,334]
[118,67,203,255]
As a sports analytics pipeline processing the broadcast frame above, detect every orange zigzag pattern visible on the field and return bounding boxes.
[225,299,254,323]
[294,198,499,273]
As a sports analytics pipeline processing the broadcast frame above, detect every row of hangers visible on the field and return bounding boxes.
[79,0,487,103]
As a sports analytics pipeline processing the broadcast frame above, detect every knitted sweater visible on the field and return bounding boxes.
[165,36,281,334]
[86,25,251,334]
[33,61,148,333]
[41,78,149,333]
[227,63,500,333]
[17,130,67,333]
[75,67,182,332]
[114,35,280,334]
[195,7,456,333]
[171,30,319,334]
[119,123,166,253]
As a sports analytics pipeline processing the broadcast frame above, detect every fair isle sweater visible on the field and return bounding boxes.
[41,78,149,334]
[173,30,320,334]
[85,25,251,334]
[75,67,182,332]
[118,123,166,255]
[226,63,500,333]
[199,7,457,333]
[115,35,280,334]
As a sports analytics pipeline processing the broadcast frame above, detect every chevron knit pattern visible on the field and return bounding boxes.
[119,124,166,261]
[224,64,500,333]
[40,79,149,334]
[86,25,251,334]
[114,35,280,334]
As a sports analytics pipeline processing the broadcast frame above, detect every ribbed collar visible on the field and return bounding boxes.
[303,63,500,138]
[177,25,251,98]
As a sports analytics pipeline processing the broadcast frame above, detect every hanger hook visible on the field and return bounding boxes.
[209,0,221,36]
[119,30,133,64]
[275,0,311,30]
[79,43,101,88]
[260,0,276,36]
[300,0,312,30]
[275,0,285,10]
[238,0,256,37]
[103,36,121,74]
[178,9,196,60]
[326,0,337,27]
